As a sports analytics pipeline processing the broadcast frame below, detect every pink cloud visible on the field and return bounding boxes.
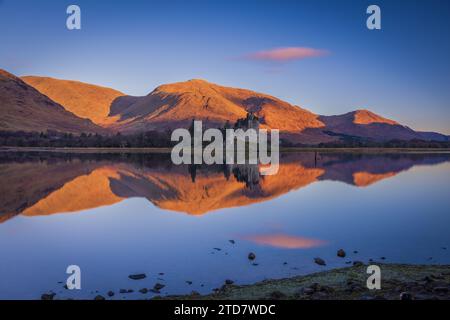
[246,47,328,62]
[242,233,328,249]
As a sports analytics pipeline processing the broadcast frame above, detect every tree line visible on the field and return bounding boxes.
[0,130,173,148]
[1,129,448,149]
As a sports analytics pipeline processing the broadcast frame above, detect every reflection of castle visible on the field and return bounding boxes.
[223,163,260,188]
[2,152,449,220]
[190,162,260,188]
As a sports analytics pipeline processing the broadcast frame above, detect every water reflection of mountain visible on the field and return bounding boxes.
[0,152,449,222]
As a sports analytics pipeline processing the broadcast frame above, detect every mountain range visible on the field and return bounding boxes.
[0,68,447,144]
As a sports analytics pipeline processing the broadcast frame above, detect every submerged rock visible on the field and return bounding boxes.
[107,291,114,297]
[41,292,56,300]
[153,283,165,291]
[119,289,133,294]
[314,258,326,266]
[139,288,149,294]
[229,240,235,244]
[337,249,346,258]
[129,273,146,280]
[248,252,256,260]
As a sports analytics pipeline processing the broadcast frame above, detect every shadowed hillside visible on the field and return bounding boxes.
[22,76,125,125]
[0,70,104,134]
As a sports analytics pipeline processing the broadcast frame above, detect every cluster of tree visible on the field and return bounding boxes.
[0,130,174,148]
[277,131,449,148]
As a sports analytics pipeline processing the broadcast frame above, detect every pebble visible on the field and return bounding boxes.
[433,287,449,294]
[400,292,413,300]
[303,288,315,295]
[269,291,286,299]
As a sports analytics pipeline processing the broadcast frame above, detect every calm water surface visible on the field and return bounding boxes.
[0,151,449,299]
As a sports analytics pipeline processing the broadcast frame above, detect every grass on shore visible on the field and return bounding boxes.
[160,264,450,300]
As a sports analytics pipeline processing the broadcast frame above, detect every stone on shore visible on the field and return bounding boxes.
[400,292,413,300]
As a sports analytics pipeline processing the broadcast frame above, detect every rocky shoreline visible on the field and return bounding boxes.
[160,264,450,300]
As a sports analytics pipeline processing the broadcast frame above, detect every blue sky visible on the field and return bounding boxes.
[0,0,449,134]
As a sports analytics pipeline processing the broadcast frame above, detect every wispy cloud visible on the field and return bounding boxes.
[245,47,329,62]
